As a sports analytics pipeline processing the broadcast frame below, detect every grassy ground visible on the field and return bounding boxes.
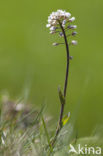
[0,95,103,156]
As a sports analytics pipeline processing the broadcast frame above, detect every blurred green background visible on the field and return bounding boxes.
[0,0,103,137]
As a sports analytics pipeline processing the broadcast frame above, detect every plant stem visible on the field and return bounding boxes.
[51,21,70,146]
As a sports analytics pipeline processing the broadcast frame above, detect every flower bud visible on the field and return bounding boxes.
[71,40,78,45]
[62,20,66,26]
[72,31,77,36]
[52,43,59,46]
[69,56,73,60]
[59,32,63,37]
[68,25,77,29]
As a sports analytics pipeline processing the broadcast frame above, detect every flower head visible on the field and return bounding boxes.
[46,9,77,46]
[46,10,71,29]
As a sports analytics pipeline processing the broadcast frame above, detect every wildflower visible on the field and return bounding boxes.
[46,10,72,29]
[46,10,77,46]
[46,9,78,146]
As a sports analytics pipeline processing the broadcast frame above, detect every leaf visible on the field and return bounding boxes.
[62,112,70,126]
[42,117,53,153]
[58,86,65,105]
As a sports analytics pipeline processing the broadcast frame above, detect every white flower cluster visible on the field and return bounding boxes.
[46,10,75,29]
[46,10,77,46]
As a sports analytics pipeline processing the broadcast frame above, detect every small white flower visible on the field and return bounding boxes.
[46,10,73,29]
[50,26,57,31]
[73,25,77,29]
[71,40,78,45]
[46,24,51,28]
[69,17,75,22]
[48,19,52,23]
[65,12,71,18]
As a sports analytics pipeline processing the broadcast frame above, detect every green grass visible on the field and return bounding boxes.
[0,95,103,156]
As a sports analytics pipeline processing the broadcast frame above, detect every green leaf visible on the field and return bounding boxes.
[62,112,70,126]
[58,86,65,105]
[42,117,53,153]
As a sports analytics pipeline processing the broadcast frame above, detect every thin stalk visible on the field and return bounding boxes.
[51,21,70,146]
